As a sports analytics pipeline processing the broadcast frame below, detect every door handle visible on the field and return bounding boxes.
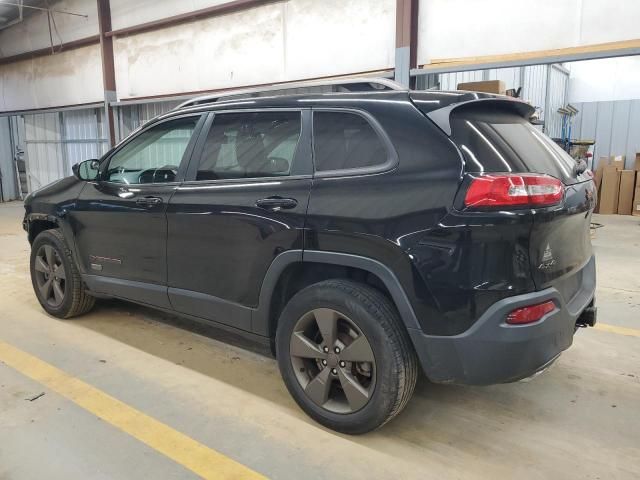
[118,190,135,199]
[255,197,298,211]
[136,196,163,206]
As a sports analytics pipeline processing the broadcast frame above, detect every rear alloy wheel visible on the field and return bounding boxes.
[276,279,418,434]
[290,308,376,414]
[30,229,95,318]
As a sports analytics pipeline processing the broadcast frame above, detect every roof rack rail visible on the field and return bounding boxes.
[175,77,405,110]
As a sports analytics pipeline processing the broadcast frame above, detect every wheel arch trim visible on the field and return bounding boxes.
[252,249,421,336]
[25,212,60,226]
[24,213,60,241]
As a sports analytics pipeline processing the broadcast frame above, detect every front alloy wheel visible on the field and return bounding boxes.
[30,229,95,318]
[33,244,67,307]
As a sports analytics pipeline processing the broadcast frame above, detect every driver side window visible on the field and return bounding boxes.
[105,116,199,184]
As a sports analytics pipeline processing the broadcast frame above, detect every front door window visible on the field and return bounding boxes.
[105,116,199,184]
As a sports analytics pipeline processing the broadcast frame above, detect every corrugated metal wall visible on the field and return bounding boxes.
[115,101,181,141]
[21,108,109,191]
[486,67,521,89]
[546,65,570,139]
[23,113,65,191]
[572,99,640,169]
[523,65,548,121]
[0,116,17,201]
[62,109,109,168]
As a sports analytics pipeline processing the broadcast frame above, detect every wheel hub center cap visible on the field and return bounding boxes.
[327,353,339,368]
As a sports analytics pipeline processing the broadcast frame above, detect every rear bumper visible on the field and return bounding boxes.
[409,255,596,385]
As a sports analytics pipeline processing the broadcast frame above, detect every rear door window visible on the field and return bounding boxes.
[194,111,301,180]
[313,111,390,173]
[450,109,582,184]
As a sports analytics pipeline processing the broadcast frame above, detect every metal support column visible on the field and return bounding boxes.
[395,0,418,88]
[97,0,117,147]
[543,64,552,134]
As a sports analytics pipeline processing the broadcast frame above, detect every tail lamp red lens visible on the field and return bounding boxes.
[506,300,556,325]
[464,174,563,209]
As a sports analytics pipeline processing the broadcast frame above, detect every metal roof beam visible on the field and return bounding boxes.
[411,39,640,76]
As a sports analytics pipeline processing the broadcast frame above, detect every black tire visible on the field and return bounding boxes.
[276,279,418,434]
[30,229,95,318]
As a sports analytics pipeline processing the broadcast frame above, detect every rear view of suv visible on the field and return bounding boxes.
[23,78,597,434]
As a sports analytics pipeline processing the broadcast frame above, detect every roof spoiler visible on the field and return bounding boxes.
[425,97,535,136]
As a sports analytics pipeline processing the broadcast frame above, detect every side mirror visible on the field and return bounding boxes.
[73,159,100,181]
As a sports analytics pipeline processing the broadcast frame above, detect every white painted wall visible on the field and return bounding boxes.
[114,3,285,99]
[568,57,640,103]
[0,0,98,58]
[114,0,395,99]
[0,0,639,111]
[0,44,104,111]
[417,0,640,64]
[282,0,395,80]
[110,0,230,30]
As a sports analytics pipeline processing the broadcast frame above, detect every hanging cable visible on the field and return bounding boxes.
[44,0,64,53]
[0,1,87,18]
[49,9,64,51]
[46,9,54,54]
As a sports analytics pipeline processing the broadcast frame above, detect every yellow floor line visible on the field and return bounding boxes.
[595,323,640,338]
[0,340,265,480]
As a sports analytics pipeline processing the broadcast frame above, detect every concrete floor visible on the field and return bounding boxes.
[0,200,638,479]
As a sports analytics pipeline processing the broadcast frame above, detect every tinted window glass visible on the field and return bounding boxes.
[196,111,301,180]
[106,116,198,184]
[313,112,388,172]
[450,109,578,183]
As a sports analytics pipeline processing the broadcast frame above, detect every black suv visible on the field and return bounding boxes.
[24,79,597,434]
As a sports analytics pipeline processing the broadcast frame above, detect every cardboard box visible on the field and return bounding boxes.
[594,161,606,191]
[599,166,621,214]
[633,187,640,216]
[617,170,636,215]
[611,155,625,170]
[457,80,506,95]
[634,174,640,216]
[593,158,609,212]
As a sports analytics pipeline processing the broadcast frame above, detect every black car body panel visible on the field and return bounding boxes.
[167,175,312,330]
[410,255,596,385]
[24,89,597,385]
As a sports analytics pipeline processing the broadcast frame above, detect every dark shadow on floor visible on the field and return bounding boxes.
[72,298,289,404]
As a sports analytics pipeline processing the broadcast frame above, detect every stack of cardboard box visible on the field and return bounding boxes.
[456,80,507,95]
[633,154,640,216]
[594,154,640,215]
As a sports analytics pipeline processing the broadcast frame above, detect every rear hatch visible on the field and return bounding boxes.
[421,99,596,299]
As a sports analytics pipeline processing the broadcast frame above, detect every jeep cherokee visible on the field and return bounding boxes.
[23,78,597,434]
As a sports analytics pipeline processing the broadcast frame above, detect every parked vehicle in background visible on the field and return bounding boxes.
[24,79,597,434]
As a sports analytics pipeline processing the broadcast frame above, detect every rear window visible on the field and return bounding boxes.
[313,112,388,172]
[450,109,579,183]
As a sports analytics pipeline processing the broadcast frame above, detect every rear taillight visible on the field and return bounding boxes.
[464,174,563,209]
[506,300,556,325]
